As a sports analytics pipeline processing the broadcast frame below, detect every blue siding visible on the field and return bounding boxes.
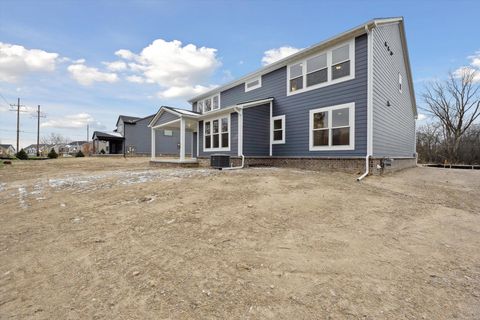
[198,112,238,157]
[243,104,270,156]
[124,116,191,155]
[211,35,368,158]
[152,111,179,127]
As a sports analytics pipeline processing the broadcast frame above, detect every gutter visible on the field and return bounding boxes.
[357,22,377,181]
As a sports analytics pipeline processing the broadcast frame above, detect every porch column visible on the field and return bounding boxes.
[180,117,186,161]
[151,127,155,160]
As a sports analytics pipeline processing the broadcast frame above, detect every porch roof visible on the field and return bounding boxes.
[92,131,124,140]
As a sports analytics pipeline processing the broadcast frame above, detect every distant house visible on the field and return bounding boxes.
[92,114,191,156]
[149,17,417,175]
[62,141,88,155]
[0,144,15,157]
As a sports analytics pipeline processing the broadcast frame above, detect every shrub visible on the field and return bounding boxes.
[16,149,28,160]
[100,149,106,154]
[75,150,85,157]
[48,148,58,159]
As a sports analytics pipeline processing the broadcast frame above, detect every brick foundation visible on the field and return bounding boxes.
[197,156,416,175]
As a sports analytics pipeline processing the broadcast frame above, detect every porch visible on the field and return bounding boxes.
[149,107,199,164]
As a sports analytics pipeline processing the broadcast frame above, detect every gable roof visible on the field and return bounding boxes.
[148,106,201,127]
[0,144,14,149]
[187,17,416,115]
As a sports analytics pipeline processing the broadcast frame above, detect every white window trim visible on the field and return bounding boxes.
[309,102,355,151]
[287,39,355,96]
[398,73,403,93]
[203,113,231,152]
[197,94,221,114]
[271,115,285,144]
[245,76,262,92]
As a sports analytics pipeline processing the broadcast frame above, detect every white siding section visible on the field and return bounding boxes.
[372,23,416,158]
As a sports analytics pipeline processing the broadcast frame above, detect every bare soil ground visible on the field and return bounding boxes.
[0,158,479,319]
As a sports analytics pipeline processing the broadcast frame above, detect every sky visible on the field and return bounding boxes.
[1,0,479,149]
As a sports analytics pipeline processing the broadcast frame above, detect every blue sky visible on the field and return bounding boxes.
[1,0,479,148]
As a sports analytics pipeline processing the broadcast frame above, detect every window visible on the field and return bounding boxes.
[272,115,285,144]
[164,129,173,136]
[287,40,355,95]
[309,103,355,151]
[204,115,230,151]
[196,94,220,113]
[197,101,203,113]
[331,44,351,80]
[306,53,327,87]
[245,76,262,92]
[398,73,403,93]
[289,62,303,92]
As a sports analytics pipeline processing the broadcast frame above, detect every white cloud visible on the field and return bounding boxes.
[453,66,480,83]
[103,60,127,72]
[261,46,302,65]
[468,51,480,68]
[453,50,480,83]
[115,39,221,99]
[67,61,119,86]
[126,75,145,83]
[41,113,103,129]
[158,85,217,99]
[417,113,428,121]
[0,42,59,82]
[115,49,136,60]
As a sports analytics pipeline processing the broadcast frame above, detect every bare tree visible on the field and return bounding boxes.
[422,69,480,163]
[41,133,69,146]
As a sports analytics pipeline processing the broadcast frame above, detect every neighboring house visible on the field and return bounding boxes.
[149,17,417,174]
[63,141,88,155]
[93,114,191,156]
[0,144,15,157]
[25,144,51,156]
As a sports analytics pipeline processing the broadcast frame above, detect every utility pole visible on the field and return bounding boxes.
[9,98,26,153]
[87,124,89,142]
[32,105,47,156]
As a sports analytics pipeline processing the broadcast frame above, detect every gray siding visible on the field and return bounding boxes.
[151,111,179,127]
[372,23,416,158]
[243,104,270,156]
[216,35,368,157]
[198,112,238,157]
[124,116,191,156]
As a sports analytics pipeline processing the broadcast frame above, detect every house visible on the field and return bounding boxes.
[0,144,15,157]
[61,141,88,156]
[149,17,417,175]
[93,114,191,156]
[25,144,51,156]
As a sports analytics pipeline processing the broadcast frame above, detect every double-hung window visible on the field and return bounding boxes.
[331,44,351,80]
[288,39,355,95]
[272,115,285,144]
[204,115,230,151]
[309,103,355,151]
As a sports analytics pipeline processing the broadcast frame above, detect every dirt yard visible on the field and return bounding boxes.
[0,158,479,319]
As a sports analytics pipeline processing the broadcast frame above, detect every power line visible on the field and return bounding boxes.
[0,92,11,108]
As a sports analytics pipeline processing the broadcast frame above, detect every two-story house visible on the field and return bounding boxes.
[149,17,417,176]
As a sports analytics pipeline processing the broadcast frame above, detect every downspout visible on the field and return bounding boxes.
[222,106,245,170]
[357,23,376,181]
